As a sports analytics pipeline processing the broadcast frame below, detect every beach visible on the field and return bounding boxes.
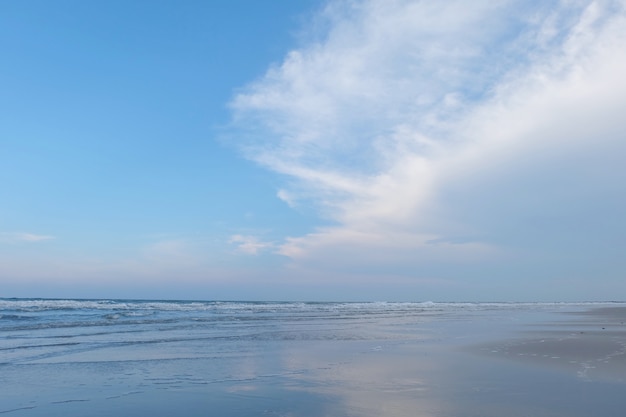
[470,306,626,383]
[1,300,625,416]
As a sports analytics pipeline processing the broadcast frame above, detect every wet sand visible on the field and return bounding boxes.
[470,306,626,383]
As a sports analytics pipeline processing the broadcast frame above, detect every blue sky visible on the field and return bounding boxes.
[2,0,626,301]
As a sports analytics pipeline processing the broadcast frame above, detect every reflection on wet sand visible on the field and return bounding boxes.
[279,341,441,417]
[271,307,626,417]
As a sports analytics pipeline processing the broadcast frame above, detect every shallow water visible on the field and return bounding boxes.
[1,299,625,416]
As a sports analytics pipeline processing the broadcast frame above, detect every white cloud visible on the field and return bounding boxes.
[229,234,274,255]
[277,189,297,208]
[0,232,55,243]
[229,0,626,290]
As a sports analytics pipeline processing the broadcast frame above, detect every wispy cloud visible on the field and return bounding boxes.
[0,232,55,243]
[229,234,274,255]
[230,0,626,274]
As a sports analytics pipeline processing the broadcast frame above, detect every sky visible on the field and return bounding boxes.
[2,0,625,302]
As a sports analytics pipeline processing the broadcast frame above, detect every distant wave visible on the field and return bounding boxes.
[1,298,620,313]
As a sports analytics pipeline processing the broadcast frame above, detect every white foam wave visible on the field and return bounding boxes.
[0,298,622,316]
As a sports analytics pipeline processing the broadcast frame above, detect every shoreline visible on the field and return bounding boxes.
[2,302,625,416]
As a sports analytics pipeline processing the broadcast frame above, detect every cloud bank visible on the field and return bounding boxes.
[230,0,626,290]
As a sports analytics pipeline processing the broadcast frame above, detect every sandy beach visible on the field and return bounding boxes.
[470,306,626,383]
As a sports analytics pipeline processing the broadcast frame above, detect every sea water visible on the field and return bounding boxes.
[1,299,624,416]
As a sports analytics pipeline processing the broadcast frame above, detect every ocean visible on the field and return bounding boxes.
[1,299,625,416]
